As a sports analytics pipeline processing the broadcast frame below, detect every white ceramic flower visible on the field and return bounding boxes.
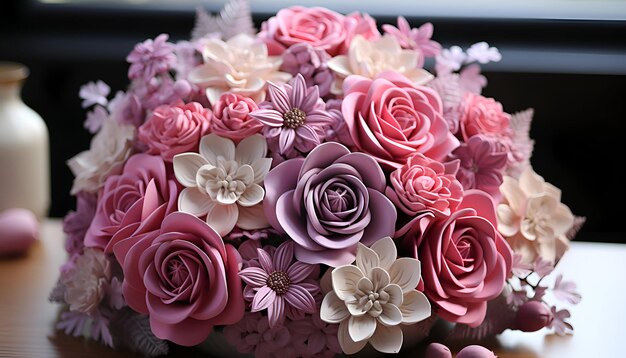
[67,117,135,195]
[173,133,272,236]
[61,248,111,313]
[320,237,431,354]
[327,35,433,95]
[497,166,574,263]
[188,34,292,104]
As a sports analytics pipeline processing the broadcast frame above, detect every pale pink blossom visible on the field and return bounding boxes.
[84,105,108,134]
[126,34,176,80]
[548,306,573,335]
[467,42,502,64]
[436,46,467,74]
[79,80,110,108]
[382,17,441,67]
[61,248,111,314]
[553,274,581,304]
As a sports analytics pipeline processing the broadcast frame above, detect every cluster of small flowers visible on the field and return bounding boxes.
[53,2,582,356]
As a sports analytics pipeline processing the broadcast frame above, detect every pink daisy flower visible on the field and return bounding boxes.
[239,241,320,328]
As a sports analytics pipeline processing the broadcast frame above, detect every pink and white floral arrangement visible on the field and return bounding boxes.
[51,1,584,357]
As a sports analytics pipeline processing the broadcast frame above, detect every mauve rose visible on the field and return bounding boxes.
[264,142,396,266]
[211,93,263,143]
[386,153,463,217]
[342,71,459,169]
[138,101,211,162]
[398,190,512,327]
[259,6,347,56]
[459,93,511,141]
[112,212,244,346]
[84,154,178,252]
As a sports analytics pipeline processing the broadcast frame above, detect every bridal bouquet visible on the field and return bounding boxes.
[50,1,584,356]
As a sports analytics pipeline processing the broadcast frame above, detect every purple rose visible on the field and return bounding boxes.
[264,142,396,266]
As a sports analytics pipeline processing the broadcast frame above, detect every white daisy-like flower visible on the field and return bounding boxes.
[320,237,431,354]
[173,133,272,236]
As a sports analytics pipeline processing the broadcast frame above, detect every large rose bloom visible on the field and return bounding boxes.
[263,142,396,266]
[259,6,347,56]
[342,71,459,169]
[386,153,463,217]
[398,190,512,327]
[138,102,211,162]
[84,154,178,252]
[459,93,511,141]
[211,92,263,143]
[112,212,244,346]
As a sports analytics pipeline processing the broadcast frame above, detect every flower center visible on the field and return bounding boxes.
[283,108,306,129]
[167,258,189,287]
[356,288,390,318]
[267,271,291,295]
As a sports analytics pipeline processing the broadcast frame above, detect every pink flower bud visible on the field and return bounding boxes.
[515,300,552,332]
[425,343,452,358]
[457,345,497,358]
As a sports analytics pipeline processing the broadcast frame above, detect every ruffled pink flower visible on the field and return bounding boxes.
[450,135,508,198]
[211,92,263,143]
[138,102,211,162]
[63,191,97,256]
[126,34,176,80]
[131,76,192,111]
[340,12,381,54]
[83,154,178,252]
[459,93,512,142]
[239,241,320,328]
[382,17,441,67]
[342,71,459,169]
[280,44,333,98]
[223,312,296,357]
[259,6,347,56]
[263,142,397,266]
[112,212,244,346]
[386,153,463,217]
[250,74,333,155]
[398,190,513,327]
[108,91,145,127]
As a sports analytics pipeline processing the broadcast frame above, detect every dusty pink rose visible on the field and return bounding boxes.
[211,92,263,143]
[84,154,178,252]
[398,190,512,327]
[459,93,511,141]
[112,212,244,346]
[386,153,463,217]
[259,6,347,56]
[138,101,211,162]
[342,71,459,169]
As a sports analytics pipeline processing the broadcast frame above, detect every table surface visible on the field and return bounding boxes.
[0,220,624,358]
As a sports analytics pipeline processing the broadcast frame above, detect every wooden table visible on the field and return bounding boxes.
[0,220,624,357]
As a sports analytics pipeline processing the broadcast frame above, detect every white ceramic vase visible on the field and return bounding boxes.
[0,62,50,218]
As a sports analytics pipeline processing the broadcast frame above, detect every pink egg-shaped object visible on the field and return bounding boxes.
[514,300,552,332]
[456,345,497,358]
[0,208,39,256]
[425,343,453,358]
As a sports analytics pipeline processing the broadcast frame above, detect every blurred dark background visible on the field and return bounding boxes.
[0,0,624,242]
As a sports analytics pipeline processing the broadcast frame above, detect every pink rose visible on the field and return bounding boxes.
[84,154,178,252]
[211,93,263,143]
[342,71,459,169]
[112,212,244,346]
[138,101,211,161]
[398,190,512,327]
[386,153,463,217]
[459,93,511,141]
[259,6,347,56]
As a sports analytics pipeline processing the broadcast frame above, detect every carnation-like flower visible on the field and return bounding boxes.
[382,17,442,67]
[386,153,463,217]
[138,101,211,161]
[112,212,245,346]
[108,90,144,127]
[342,71,459,169]
[126,33,176,80]
[459,93,512,142]
[239,241,320,328]
[173,133,272,236]
[436,45,467,74]
[451,135,508,198]
[259,6,348,56]
[398,190,513,327]
[84,154,178,251]
[211,92,263,143]
[61,248,111,314]
[320,237,431,354]
[188,34,291,104]
[280,43,334,98]
[497,166,574,263]
[67,118,135,195]
[250,74,333,155]
[328,35,432,95]
[264,142,397,266]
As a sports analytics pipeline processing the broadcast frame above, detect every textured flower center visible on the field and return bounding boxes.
[356,288,390,318]
[283,108,306,129]
[267,271,291,295]
[167,259,189,287]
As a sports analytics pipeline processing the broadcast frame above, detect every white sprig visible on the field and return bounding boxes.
[191,0,255,41]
